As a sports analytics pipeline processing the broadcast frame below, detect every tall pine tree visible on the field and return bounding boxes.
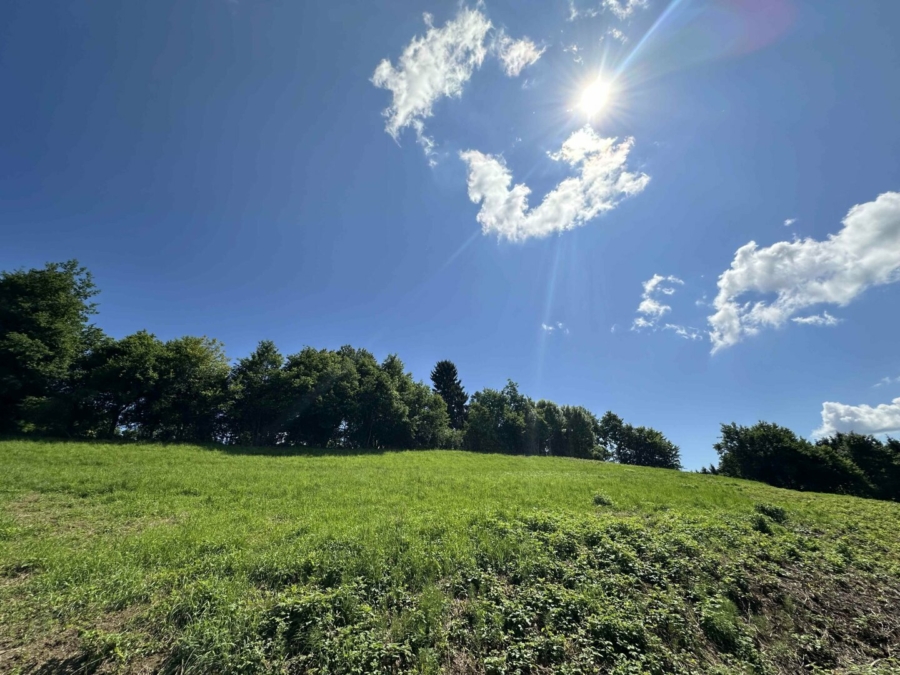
[430,360,468,430]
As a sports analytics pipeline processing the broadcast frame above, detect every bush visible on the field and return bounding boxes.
[754,503,787,524]
[593,493,614,507]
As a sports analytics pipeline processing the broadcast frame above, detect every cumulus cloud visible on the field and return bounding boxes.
[814,398,900,437]
[372,9,492,146]
[542,322,570,334]
[603,0,649,20]
[495,33,545,77]
[460,125,649,241]
[708,191,900,352]
[791,312,841,327]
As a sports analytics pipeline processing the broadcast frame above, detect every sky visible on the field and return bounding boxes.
[1,0,899,468]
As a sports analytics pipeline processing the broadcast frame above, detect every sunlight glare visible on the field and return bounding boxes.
[579,78,613,117]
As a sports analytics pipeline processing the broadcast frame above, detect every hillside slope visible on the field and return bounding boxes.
[1,439,899,674]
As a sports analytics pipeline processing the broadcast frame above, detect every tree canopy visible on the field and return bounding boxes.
[713,422,899,500]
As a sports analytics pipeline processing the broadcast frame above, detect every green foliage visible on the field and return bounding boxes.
[430,360,468,430]
[464,380,538,454]
[2,440,899,674]
[136,335,232,443]
[754,502,788,524]
[599,411,682,469]
[227,340,288,446]
[593,492,614,506]
[71,330,166,437]
[816,432,900,501]
[0,260,99,432]
[714,422,891,500]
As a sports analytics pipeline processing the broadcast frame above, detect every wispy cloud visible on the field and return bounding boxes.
[814,397,900,437]
[606,27,628,43]
[636,274,682,320]
[791,311,841,327]
[632,275,705,339]
[631,274,684,330]
[372,9,492,156]
[460,125,649,241]
[563,43,583,64]
[708,191,900,352]
[663,324,704,340]
[603,0,649,20]
[874,375,900,388]
[784,217,797,227]
[494,33,545,77]
[542,322,570,334]
[567,0,598,22]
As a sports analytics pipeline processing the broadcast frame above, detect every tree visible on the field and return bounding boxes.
[816,432,900,501]
[227,340,288,446]
[0,260,100,431]
[562,406,607,460]
[464,381,538,455]
[535,402,608,459]
[714,422,871,495]
[281,347,359,448]
[430,360,468,429]
[136,336,231,443]
[536,400,566,455]
[599,412,681,469]
[73,330,165,438]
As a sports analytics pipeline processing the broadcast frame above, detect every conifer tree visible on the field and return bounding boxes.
[430,360,468,429]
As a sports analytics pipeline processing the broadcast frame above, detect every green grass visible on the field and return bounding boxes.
[1,439,899,674]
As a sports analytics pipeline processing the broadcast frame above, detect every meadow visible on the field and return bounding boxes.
[1,439,899,674]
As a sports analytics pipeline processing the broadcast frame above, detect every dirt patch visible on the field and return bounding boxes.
[0,606,167,675]
[754,564,900,673]
[0,628,84,675]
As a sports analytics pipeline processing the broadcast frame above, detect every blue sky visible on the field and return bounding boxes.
[2,0,899,467]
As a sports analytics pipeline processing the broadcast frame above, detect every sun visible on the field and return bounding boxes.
[579,78,613,117]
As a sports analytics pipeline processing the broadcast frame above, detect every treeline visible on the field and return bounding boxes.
[707,422,900,502]
[4,261,898,500]
[0,261,681,468]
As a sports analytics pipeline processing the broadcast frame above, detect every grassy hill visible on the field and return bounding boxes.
[1,440,899,674]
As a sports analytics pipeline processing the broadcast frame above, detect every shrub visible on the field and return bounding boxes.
[754,503,787,524]
[593,493,614,507]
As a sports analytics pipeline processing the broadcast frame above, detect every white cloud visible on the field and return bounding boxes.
[606,27,628,43]
[814,397,900,437]
[708,191,900,352]
[791,311,841,327]
[372,9,492,147]
[874,375,900,388]
[784,218,797,227]
[460,125,649,241]
[632,275,682,327]
[495,33,545,77]
[663,324,704,341]
[542,322,570,334]
[603,0,649,20]
[567,1,598,21]
[563,43,583,64]
[632,275,704,340]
